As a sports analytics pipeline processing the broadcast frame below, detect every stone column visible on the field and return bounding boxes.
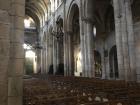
[101,45,106,79]
[125,0,136,81]
[45,45,47,73]
[84,0,95,77]
[36,49,41,73]
[68,32,73,76]
[0,10,10,105]
[53,36,57,75]
[64,31,71,76]
[42,47,46,73]
[113,0,125,80]
[56,41,59,67]
[46,35,49,73]
[83,21,88,77]
[63,0,68,76]
[64,31,74,76]
[80,21,86,77]
[47,34,53,73]
[86,21,95,77]
[79,0,86,77]
[44,46,47,73]
[45,33,49,73]
[64,32,68,76]
[113,0,136,81]
[8,0,25,105]
[41,49,43,73]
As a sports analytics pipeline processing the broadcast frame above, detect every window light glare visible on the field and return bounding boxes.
[93,27,96,37]
[24,19,31,28]
[25,50,35,58]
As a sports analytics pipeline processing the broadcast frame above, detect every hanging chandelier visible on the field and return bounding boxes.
[51,20,64,42]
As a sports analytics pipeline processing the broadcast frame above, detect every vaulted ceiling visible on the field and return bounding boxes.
[25,0,49,27]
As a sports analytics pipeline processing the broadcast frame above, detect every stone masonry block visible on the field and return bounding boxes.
[10,16,24,30]
[11,0,25,5]
[8,77,23,97]
[10,43,24,59]
[0,67,8,84]
[0,39,10,57]
[10,3,25,17]
[10,29,24,43]
[8,58,24,76]
[8,96,22,105]
[0,23,10,39]
[0,0,10,10]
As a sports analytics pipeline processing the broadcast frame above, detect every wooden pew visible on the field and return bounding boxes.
[23,75,140,105]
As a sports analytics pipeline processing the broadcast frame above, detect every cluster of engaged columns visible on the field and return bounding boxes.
[64,31,74,76]
[46,33,53,73]
[113,0,136,81]
[80,0,95,78]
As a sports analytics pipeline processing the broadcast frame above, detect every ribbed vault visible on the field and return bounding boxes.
[25,0,49,27]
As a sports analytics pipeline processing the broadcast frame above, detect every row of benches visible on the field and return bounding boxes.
[23,75,140,105]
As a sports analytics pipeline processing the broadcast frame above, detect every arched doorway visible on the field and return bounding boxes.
[94,50,102,78]
[109,45,119,79]
[68,4,80,76]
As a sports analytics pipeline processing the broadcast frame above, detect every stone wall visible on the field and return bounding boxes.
[0,9,10,105]
[134,22,140,81]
